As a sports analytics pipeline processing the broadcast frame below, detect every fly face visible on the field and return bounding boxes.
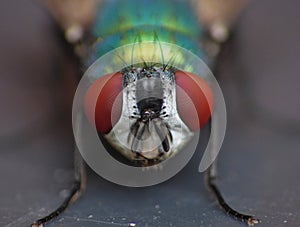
[105,65,194,166]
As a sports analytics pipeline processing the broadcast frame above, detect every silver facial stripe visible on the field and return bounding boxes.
[105,66,194,164]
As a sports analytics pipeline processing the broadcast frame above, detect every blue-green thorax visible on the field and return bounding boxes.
[91,0,206,60]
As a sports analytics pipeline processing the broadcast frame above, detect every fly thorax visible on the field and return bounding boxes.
[105,66,194,164]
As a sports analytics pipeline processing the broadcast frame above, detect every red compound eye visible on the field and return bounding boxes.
[84,72,123,134]
[175,70,214,131]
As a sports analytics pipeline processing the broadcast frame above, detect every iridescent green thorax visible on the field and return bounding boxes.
[91,0,205,61]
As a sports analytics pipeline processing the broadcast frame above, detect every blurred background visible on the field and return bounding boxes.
[0,0,299,226]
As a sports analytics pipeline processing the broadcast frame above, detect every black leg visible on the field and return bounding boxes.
[205,161,260,226]
[31,145,86,227]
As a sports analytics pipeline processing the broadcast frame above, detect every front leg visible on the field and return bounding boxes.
[205,160,260,226]
[31,145,86,227]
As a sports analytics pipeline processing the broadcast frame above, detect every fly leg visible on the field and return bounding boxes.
[31,145,86,227]
[204,118,260,226]
[205,161,260,226]
[203,118,260,226]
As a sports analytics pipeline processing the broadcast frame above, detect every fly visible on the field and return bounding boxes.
[32,0,260,226]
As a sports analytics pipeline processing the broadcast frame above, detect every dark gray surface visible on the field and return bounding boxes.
[1,0,300,226]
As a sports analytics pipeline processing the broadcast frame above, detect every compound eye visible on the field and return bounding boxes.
[175,70,214,131]
[84,72,123,134]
